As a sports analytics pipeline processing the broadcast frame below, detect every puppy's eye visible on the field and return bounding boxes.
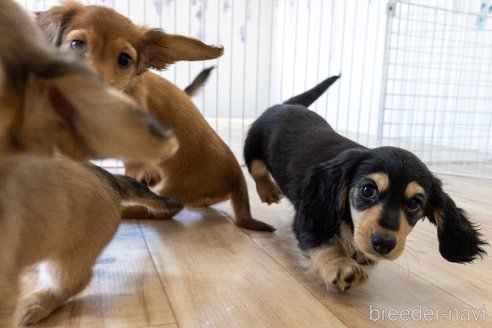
[407,197,422,212]
[118,53,132,68]
[70,40,86,53]
[361,183,378,199]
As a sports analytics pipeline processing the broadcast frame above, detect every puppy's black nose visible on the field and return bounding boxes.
[371,233,396,255]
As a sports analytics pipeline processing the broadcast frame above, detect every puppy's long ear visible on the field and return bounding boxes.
[36,1,82,46]
[294,149,368,250]
[138,29,223,72]
[425,177,487,263]
[24,60,178,161]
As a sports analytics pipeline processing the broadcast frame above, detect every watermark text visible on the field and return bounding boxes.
[369,304,487,322]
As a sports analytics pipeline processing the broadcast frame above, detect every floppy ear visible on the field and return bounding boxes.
[36,1,82,46]
[294,149,368,250]
[138,29,224,73]
[425,176,487,263]
[24,60,178,161]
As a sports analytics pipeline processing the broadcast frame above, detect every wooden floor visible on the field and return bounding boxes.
[23,169,491,328]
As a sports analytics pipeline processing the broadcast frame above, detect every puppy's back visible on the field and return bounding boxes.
[246,104,359,202]
[0,155,120,267]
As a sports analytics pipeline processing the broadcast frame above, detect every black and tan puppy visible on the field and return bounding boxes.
[244,75,487,291]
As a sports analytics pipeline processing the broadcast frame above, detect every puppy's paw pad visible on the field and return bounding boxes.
[323,259,367,292]
[140,170,162,187]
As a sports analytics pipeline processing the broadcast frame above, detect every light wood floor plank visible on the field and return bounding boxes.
[21,170,491,327]
[389,176,492,320]
[140,208,348,328]
[253,217,490,327]
[27,223,176,328]
[241,170,492,327]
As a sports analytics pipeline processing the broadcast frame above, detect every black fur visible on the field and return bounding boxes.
[84,163,183,213]
[244,75,487,263]
[184,66,215,97]
[425,176,487,263]
[283,74,341,107]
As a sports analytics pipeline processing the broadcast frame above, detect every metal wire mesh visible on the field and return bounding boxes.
[379,0,492,178]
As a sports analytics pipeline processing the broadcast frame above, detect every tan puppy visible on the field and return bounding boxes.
[1,2,178,160]
[38,1,274,231]
[0,157,181,327]
[0,0,179,326]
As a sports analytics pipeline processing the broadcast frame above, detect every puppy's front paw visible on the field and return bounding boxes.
[320,258,367,292]
[125,163,162,187]
[139,169,162,187]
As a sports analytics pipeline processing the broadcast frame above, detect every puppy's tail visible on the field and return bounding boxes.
[116,175,183,219]
[86,164,183,220]
[283,74,340,107]
[184,66,215,97]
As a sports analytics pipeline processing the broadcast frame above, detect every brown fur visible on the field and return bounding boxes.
[1,156,125,327]
[1,2,178,160]
[38,1,274,231]
[0,1,179,326]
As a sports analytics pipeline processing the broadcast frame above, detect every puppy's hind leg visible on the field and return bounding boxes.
[19,212,117,327]
[0,269,20,328]
[20,256,94,326]
[230,174,275,232]
[249,160,282,204]
[244,126,282,205]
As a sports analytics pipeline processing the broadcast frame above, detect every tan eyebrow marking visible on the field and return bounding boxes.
[405,181,425,199]
[368,173,389,192]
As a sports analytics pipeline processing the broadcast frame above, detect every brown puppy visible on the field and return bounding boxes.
[1,2,178,160]
[0,0,179,326]
[37,1,274,231]
[0,157,181,327]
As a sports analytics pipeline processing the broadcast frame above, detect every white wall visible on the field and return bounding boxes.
[16,0,492,176]
[20,0,387,145]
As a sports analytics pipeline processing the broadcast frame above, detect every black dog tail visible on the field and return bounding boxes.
[184,66,215,97]
[115,174,183,219]
[86,163,183,219]
[283,74,340,107]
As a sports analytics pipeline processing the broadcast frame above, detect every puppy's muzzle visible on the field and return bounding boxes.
[371,233,396,255]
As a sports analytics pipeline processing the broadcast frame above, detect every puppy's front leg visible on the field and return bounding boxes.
[353,247,376,265]
[307,236,368,292]
[0,272,19,328]
[125,161,163,187]
[20,257,93,326]
[339,221,375,266]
